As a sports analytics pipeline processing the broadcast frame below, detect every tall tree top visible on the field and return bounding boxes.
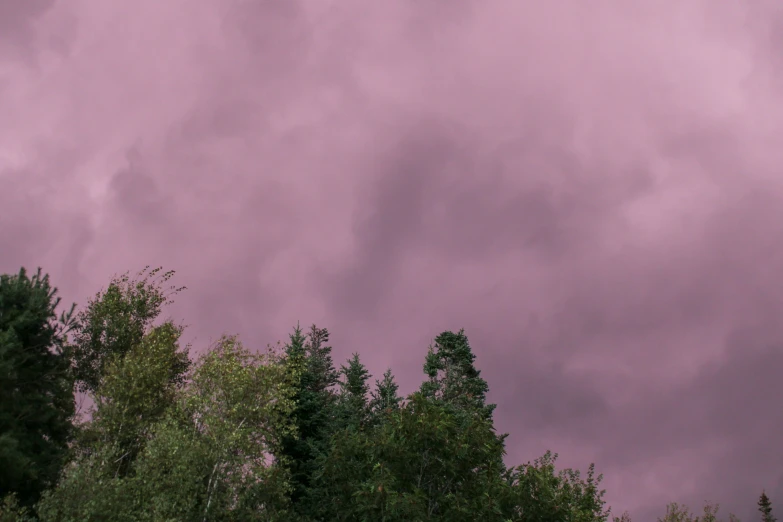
[284,323,339,394]
[69,266,184,394]
[0,267,76,507]
[369,368,401,414]
[339,352,371,398]
[760,490,777,522]
[420,329,495,421]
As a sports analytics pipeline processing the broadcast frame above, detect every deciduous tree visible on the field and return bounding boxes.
[69,266,185,394]
[37,335,299,521]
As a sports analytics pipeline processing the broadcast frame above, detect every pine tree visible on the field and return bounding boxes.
[340,353,371,398]
[419,330,510,479]
[335,353,371,429]
[316,392,510,521]
[368,368,402,423]
[0,268,76,507]
[420,329,495,422]
[277,324,339,519]
[759,490,776,522]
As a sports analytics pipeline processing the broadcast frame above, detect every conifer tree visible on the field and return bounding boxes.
[420,329,495,421]
[316,392,510,521]
[334,353,371,430]
[277,324,339,519]
[0,268,76,508]
[759,490,776,522]
[368,368,402,426]
[419,329,508,474]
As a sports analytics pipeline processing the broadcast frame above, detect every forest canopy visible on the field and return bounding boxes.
[0,266,775,522]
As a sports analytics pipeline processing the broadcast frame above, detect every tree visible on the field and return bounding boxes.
[79,321,190,477]
[420,330,496,422]
[36,321,192,520]
[334,353,371,430]
[367,368,402,428]
[33,267,190,520]
[315,392,510,521]
[759,491,776,522]
[37,335,299,521]
[69,266,185,394]
[420,330,508,474]
[499,451,611,522]
[65,266,190,469]
[0,493,34,522]
[652,502,740,522]
[369,368,401,412]
[128,336,299,521]
[0,268,76,507]
[275,324,340,519]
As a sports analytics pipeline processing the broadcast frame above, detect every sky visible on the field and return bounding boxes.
[2,1,783,519]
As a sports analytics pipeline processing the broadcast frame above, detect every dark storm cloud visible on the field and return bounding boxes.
[322,117,465,320]
[109,148,168,224]
[0,0,54,57]
[3,1,783,519]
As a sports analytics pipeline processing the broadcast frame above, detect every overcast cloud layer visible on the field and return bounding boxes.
[3,1,783,519]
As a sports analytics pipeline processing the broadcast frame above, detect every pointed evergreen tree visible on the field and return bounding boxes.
[759,490,776,522]
[277,323,339,519]
[316,392,511,521]
[420,329,495,422]
[419,330,509,477]
[0,268,76,508]
[340,353,371,398]
[369,368,402,417]
[334,353,371,430]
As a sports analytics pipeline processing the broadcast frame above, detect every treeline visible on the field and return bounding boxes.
[0,266,776,521]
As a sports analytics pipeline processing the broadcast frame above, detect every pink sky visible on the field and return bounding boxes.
[3,1,783,519]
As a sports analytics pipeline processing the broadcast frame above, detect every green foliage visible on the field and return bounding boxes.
[339,353,371,398]
[653,501,740,522]
[420,330,497,426]
[499,451,610,522]
[69,266,185,394]
[315,392,509,521]
[758,491,777,522]
[4,265,772,521]
[0,268,76,507]
[616,501,746,522]
[368,368,402,418]
[37,335,298,521]
[128,336,299,521]
[420,330,508,474]
[81,321,190,477]
[35,320,192,520]
[333,353,371,431]
[276,324,339,519]
[0,493,35,522]
[35,448,133,522]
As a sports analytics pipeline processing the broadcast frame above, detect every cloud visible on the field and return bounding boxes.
[2,0,783,518]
